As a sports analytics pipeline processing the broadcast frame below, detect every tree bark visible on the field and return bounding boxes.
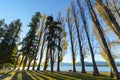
[57,38,61,71]
[77,0,99,75]
[69,25,76,72]
[37,33,46,70]
[66,7,76,72]
[71,0,86,73]
[27,58,32,70]
[14,56,19,70]
[22,55,28,70]
[86,0,120,79]
[43,45,49,71]
[18,55,25,70]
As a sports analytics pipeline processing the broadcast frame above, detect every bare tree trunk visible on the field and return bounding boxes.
[22,55,28,70]
[27,59,32,70]
[33,14,46,70]
[18,55,25,70]
[57,38,61,71]
[43,45,49,71]
[32,48,38,70]
[14,56,20,70]
[32,54,37,70]
[66,7,76,72]
[37,33,46,70]
[86,0,120,79]
[56,12,65,72]
[50,49,54,72]
[77,0,99,76]
[50,36,55,72]
[69,22,76,72]
[71,0,86,73]
[84,22,99,76]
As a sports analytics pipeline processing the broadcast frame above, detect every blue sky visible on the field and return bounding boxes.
[0,0,112,63]
[0,0,70,38]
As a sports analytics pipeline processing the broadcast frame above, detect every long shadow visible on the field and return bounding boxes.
[26,70,43,80]
[30,71,47,80]
[11,70,38,80]
[0,70,13,79]
[35,71,63,80]
[76,72,111,79]
[31,70,56,80]
[41,71,72,80]
[11,71,19,80]
[59,72,114,80]
[22,70,33,80]
[59,72,91,78]
[36,71,79,80]
[60,72,96,80]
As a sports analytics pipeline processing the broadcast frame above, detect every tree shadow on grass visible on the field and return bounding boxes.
[42,71,77,80]
[0,70,13,79]
[11,70,35,80]
[30,70,57,80]
[58,72,115,80]
[3,70,115,80]
[35,71,80,80]
[35,71,63,80]
[22,70,33,80]
[25,70,44,80]
[11,71,19,80]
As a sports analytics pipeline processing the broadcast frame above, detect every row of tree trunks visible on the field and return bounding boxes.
[77,0,99,76]
[66,7,76,72]
[71,0,86,73]
[85,0,120,79]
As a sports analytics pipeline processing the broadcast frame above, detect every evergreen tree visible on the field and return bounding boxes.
[19,12,41,70]
[45,16,62,72]
[0,19,22,69]
[56,12,68,71]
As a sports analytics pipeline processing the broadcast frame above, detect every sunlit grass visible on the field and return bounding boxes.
[0,70,116,80]
[27,71,45,80]
[31,70,56,80]
[42,71,80,80]
[25,70,37,80]
[58,71,115,80]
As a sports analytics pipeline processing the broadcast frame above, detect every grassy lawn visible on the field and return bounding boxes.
[0,70,116,80]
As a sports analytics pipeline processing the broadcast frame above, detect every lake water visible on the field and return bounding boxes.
[29,66,120,72]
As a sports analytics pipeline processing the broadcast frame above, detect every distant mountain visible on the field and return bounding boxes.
[115,62,120,66]
[54,62,72,66]
[47,61,120,66]
[115,62,120,64]
[76,62,92,66]
[96,61,107,66]
[76,61,120,66]
[60,63,72,66]
[96,61,120,66]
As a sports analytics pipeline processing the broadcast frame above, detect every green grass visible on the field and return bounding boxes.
[0,70,116,80]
